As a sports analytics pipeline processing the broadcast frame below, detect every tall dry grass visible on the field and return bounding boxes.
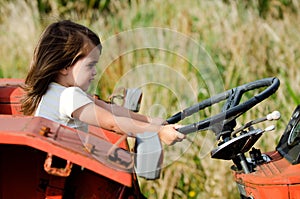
[1,0,300,198]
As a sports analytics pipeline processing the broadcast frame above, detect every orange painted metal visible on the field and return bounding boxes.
[233,151,300,198]
[0,108,132,184]
[0,144,139,199]
[0,115,133,183]
[0,79,24,115]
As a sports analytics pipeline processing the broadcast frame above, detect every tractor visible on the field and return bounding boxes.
[1,77,299,199]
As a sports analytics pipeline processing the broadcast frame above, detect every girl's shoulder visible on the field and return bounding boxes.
[61,86,87,97]
[49,83,86,95]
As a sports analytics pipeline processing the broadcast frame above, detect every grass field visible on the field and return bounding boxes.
[1,0,300,198]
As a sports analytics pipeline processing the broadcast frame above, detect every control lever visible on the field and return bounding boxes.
[231,111,280,137]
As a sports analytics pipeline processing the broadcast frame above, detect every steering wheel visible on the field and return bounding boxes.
[166,77,280,140]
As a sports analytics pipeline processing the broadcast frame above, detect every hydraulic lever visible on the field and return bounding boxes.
[231,111,280,138]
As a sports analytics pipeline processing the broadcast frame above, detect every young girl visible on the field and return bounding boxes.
[21,20,185,145]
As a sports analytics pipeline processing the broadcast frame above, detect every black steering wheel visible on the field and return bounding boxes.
[167,77,280,140]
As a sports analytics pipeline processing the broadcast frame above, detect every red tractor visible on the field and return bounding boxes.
[1,77,299,199]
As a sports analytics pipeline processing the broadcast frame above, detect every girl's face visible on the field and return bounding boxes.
[69,46,100,91]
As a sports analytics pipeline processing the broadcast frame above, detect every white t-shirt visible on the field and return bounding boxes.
[35,82,93,132]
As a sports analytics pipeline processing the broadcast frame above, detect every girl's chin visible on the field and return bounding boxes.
[84,84,92,91]
[82,86,89,91]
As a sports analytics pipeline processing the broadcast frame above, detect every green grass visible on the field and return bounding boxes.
[1,0,300,198]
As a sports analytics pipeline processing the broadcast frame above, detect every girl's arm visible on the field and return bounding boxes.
[72,102,184,145]
[92,97,165,125]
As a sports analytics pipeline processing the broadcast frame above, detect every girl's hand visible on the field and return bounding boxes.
[158,124,186,145]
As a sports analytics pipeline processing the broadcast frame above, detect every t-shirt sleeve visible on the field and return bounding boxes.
[59,87,93,118]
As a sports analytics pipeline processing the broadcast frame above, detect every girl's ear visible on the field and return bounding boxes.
[59,67,69,75]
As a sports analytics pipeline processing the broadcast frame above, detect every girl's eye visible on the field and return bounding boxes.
[88,63,96,68]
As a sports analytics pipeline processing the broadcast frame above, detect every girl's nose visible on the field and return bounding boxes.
[92,67,97,76]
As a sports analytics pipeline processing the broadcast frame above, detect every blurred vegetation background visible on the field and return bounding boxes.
[1,0,300,198]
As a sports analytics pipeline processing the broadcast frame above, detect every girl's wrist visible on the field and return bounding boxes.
[149,117,166,125]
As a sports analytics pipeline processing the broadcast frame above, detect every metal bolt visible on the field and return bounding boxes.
[39,126,51,137]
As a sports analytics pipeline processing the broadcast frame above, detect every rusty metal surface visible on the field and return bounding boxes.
[0,115,133,187]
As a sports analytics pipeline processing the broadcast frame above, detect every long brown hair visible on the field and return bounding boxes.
[21,20,101,115]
